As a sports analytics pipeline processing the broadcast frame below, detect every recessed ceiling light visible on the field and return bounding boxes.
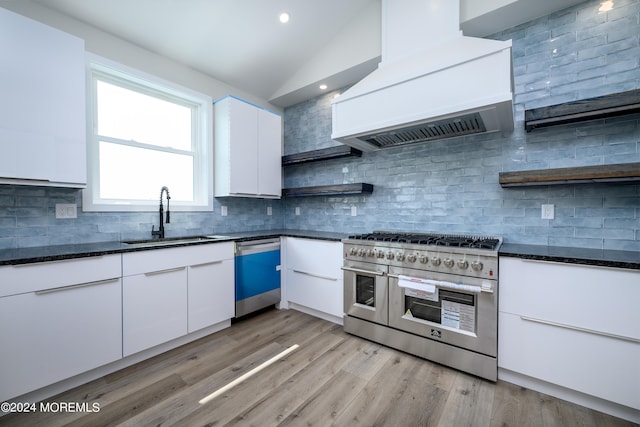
[279,12,290,24]
[319,84,328,90]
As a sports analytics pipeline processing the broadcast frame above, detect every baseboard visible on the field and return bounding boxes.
[287,302,343,325]
[498,368,640,423]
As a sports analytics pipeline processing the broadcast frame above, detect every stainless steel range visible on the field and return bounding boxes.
[342,232,501,381]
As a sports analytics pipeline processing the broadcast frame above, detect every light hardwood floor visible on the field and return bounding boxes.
[1,309,637,427]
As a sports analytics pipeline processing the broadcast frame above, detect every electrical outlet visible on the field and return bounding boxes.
[351,206,357,216]
[55,204,77,219]
[221,205,228,217]
[541,204,555,220]
[267,206,272,216]
[295,207,300,216]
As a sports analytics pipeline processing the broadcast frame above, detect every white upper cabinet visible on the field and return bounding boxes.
[214,96,282,198]
[0,7,86,188]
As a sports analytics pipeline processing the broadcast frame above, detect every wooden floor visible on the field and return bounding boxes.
[1,309,637,427]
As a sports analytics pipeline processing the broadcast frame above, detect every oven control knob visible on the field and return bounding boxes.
[471,261,483,271]
[367,249,376,257]
[431,256,441,266]
[377,251,385,259]
[386,251,394,260]
[419,254,429,264]
[457,259,469,269]
[396,252,405,261]
[349,247,357,255]
[407,253,417,263]
[357,248,366,257]
[444,258,454,268]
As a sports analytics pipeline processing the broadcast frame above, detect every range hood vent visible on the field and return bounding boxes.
[331,0,514,151]
[360,112,486,149]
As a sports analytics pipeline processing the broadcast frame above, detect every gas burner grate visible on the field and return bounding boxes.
[348,232,501,250]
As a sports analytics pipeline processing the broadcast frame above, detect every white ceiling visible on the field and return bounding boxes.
[27,0,588,108]
[31,0,376,106]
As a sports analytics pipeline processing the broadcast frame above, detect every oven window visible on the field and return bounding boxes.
[355,275,375,307]
[405,297,440,323]
[404,289,476,333]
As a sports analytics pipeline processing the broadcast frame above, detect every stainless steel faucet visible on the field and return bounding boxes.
[151,186,170,239]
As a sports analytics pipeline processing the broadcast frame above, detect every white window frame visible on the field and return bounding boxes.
[83,54,213,212]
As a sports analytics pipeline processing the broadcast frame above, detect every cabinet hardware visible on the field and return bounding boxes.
[293,270,337,281]
[144,266,186,276]
[13,256,104,268]
[520,316,640,344]
[341,266,385,276]
[34,277,120,295]
[190,260,224,268]
[387,273,489,293]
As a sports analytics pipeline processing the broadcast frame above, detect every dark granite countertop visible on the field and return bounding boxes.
[500,243,640,271]
[3,232,637,270]
[0,229,347,266]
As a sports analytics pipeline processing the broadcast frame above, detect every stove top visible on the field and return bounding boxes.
[346,232,501,251]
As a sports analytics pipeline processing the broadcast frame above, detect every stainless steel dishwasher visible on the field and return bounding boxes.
[234,238,281,317]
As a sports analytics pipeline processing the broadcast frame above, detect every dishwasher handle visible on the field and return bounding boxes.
[236,239,281,256]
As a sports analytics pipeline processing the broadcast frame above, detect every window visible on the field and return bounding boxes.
[83,55,212,212]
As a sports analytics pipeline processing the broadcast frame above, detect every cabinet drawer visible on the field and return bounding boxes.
[0,278,122,401]
[0,254,121,297]
[499,257,640,340]
[286,269,343,318]
[498,312,640,409]
[285,238,342,278]
[122,242,234,276]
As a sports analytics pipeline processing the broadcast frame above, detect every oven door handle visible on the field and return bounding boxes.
[387,273,493,294]
[341,266,386,276]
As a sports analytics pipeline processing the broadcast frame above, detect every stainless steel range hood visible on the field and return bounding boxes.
[331,0,514,151]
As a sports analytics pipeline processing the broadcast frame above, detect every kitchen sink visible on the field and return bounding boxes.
[122,235,230,247]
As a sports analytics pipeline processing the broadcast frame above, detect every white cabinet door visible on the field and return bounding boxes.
[286,269,343,318]
[499,311,640,410]
[214,96,281,198]
[0,7,86,187]
[0,277,121,402]
[257,108,282,197]
[188,258,235,332]
[123,267,188,357]
[228,98,259,195]
[284,238,343,319]
[498,257,640,410]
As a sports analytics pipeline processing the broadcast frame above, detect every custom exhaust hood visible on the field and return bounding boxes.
[331,0,514,151]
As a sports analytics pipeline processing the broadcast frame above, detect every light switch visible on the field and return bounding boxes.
[221,205,228,216]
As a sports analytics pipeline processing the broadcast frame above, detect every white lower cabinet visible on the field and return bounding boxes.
[0,255,122,402]
[284,237,343,320]
[123,267,188,357]
[122,242,235,356]
[188,258,235,333]
[498,257,640,411]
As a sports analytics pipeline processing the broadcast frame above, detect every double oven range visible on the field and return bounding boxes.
[342,232,501,381]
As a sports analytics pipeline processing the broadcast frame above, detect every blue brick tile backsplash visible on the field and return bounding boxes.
[283,0,640,251]
[1,0,638,251]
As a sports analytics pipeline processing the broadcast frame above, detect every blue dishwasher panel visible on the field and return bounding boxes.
[235,249,281,301]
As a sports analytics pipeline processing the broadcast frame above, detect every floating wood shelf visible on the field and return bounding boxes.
[499,162,640,187]
[282,146,363,166]
[282,183,374,197]
[525,89,640,132]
